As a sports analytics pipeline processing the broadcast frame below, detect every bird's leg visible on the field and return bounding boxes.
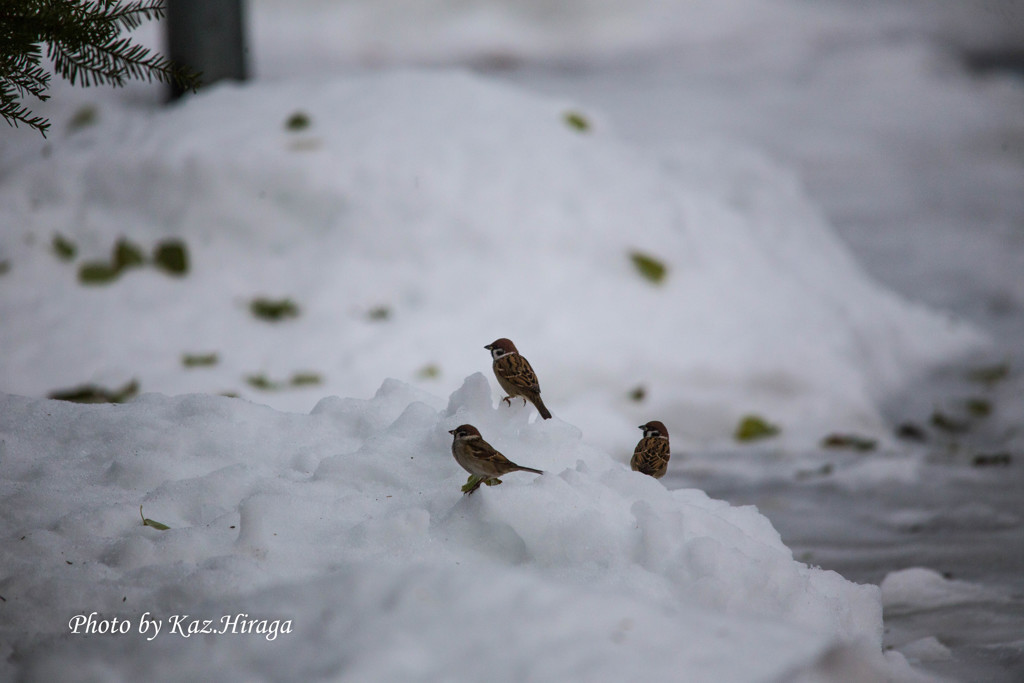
[502,396,513,406]
[520,397,528,407]
[483,477,502,487]
[462,474,485,494]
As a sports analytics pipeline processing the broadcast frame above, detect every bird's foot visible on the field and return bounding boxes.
[502,396,513,406]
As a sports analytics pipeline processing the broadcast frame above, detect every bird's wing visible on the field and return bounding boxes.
[468,439,516,467]
[633,438,670,472]
[497,354,541,392]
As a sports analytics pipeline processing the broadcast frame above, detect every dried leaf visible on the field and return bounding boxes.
[246,374,284,391]
[895,422,927,442]
[153,239,189,276]
[564,110,590,132]
[964,397,992,418]
[290,372,322,386]
[796,463,834,479]
[113,238,146,270]
[966,362,1009,386]
[821,433,877,452]
[417,364,441,379]
[68,105,98,131]
[140,506,170,530]
[52,233,77,261]
[971,452,1012,467]
[250,297,300,321]
[630,251,668,284]
[734,415,780,442]
[78,261,121,285]
[182,352,219,368]
[367,306,390,321]
[930,410,970,434]
[285,111,311,131]
[49,379,138,404]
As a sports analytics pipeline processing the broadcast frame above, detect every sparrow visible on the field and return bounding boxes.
[484,338,552,419]
[631,421,671,479]
[448,424,543,494]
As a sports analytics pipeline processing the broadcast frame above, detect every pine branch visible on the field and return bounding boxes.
[48,40,127,88]
[1,81,51,135]
[5,63,51,100]
[1,0,199,137]
[46,2,199,91]
[1,47,51,99]
[93,1,166,32]
[93,36,189,86]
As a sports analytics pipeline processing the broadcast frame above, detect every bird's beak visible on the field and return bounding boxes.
[448,429,456,435]
[638,425,644,430]
[483,344,491,350]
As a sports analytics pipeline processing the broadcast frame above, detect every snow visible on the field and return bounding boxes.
[2,379,891,680]
[881,568,1004,612]
[900,636,952,664]
[2,0,1022,680]
[0,69,981,456]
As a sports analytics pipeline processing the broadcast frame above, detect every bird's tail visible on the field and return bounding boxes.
[517,466,544,475]
[533,397,552,420]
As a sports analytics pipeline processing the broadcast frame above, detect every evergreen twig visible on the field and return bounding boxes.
[1,0,200,137]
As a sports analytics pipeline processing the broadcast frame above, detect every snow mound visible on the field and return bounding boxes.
[0,378,889,680]
[880,567,1005,611]
[0,69,981,450]
[900,636,953,663]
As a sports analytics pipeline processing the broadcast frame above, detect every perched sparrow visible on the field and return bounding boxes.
[484,338,552,419]
[631,421,671,479]
[448,424,543,494]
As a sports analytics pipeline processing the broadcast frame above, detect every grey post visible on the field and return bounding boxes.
[165,0,248,99]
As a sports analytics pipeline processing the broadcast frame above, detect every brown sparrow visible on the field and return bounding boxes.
[448,424,543,494]
[484,338,552,419]
[631,421,670,478]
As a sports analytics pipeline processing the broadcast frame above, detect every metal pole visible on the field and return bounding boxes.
[165,0,248,99]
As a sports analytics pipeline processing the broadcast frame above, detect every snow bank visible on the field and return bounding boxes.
[0,378,888,680]
[900,636,952,664]
[0,69,980,454]
[881,567,1005,611]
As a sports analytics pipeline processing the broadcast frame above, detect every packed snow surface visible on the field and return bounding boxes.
[2,378,893,680]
